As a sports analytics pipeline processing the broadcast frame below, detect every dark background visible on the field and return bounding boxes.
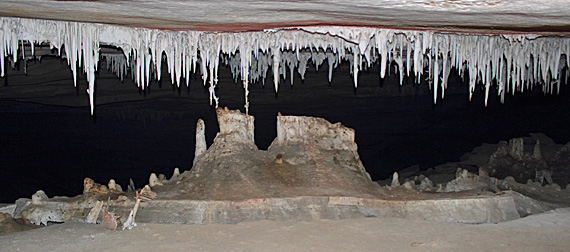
[2,55,570,203]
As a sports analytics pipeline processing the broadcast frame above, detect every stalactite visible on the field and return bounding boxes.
[1,17,569,114]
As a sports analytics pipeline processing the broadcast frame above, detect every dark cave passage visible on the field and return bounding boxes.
[1,57,570,203]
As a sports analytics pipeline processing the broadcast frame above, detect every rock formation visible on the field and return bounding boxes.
[442,168,500,193]
[6,108,559,228]
[194,118,207,165]
[148,173,163,187]
[548,141,570,186]
[83,177,110,196]
[177,107,379,200]
[486,137,549,183]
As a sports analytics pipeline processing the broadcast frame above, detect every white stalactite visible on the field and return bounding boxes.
[1,17,570,114]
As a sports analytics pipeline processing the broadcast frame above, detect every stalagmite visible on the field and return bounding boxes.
[1,17,569,114]
[533,139,543,160]
[128,178,136,192]
[149,173,162,187]
[108,179,122,193]
[509,138,524,160]
[194,118,207,164]
[391,172,400,187]
[171,167,180,180]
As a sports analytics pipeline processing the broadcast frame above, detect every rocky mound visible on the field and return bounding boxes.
[165,107,380,200]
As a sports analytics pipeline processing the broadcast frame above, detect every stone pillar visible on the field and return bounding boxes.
[194,118,207,163]
[216,107,255,145]
[509,138,524,160]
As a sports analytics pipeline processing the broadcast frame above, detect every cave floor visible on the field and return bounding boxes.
[2,207,570,252]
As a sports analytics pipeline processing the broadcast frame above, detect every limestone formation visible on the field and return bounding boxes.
[194,118,207,164]
[418,177,435,191]
[11,109,562,227]
[83,178,95,194]
[217,107,255,145]
[535,170,554,185]
[533,139,543,160]
[509,138,524,160]
[128,178,136,192]
[547,141,570,186]
[83,178,110,196]
[486,138,549,183]
[391,172,400,187]
[31,190,48,205]
[108,179,123,193]
[139,185,157,201]
[402,181,416,191]
[172,167,180,179]
[187,107,378,200]
[149,173,163,187]
[443,168,499,193]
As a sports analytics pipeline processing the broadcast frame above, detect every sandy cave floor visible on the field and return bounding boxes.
[1,208,570,252]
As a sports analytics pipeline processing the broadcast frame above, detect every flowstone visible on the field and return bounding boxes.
[9,108,534,226]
